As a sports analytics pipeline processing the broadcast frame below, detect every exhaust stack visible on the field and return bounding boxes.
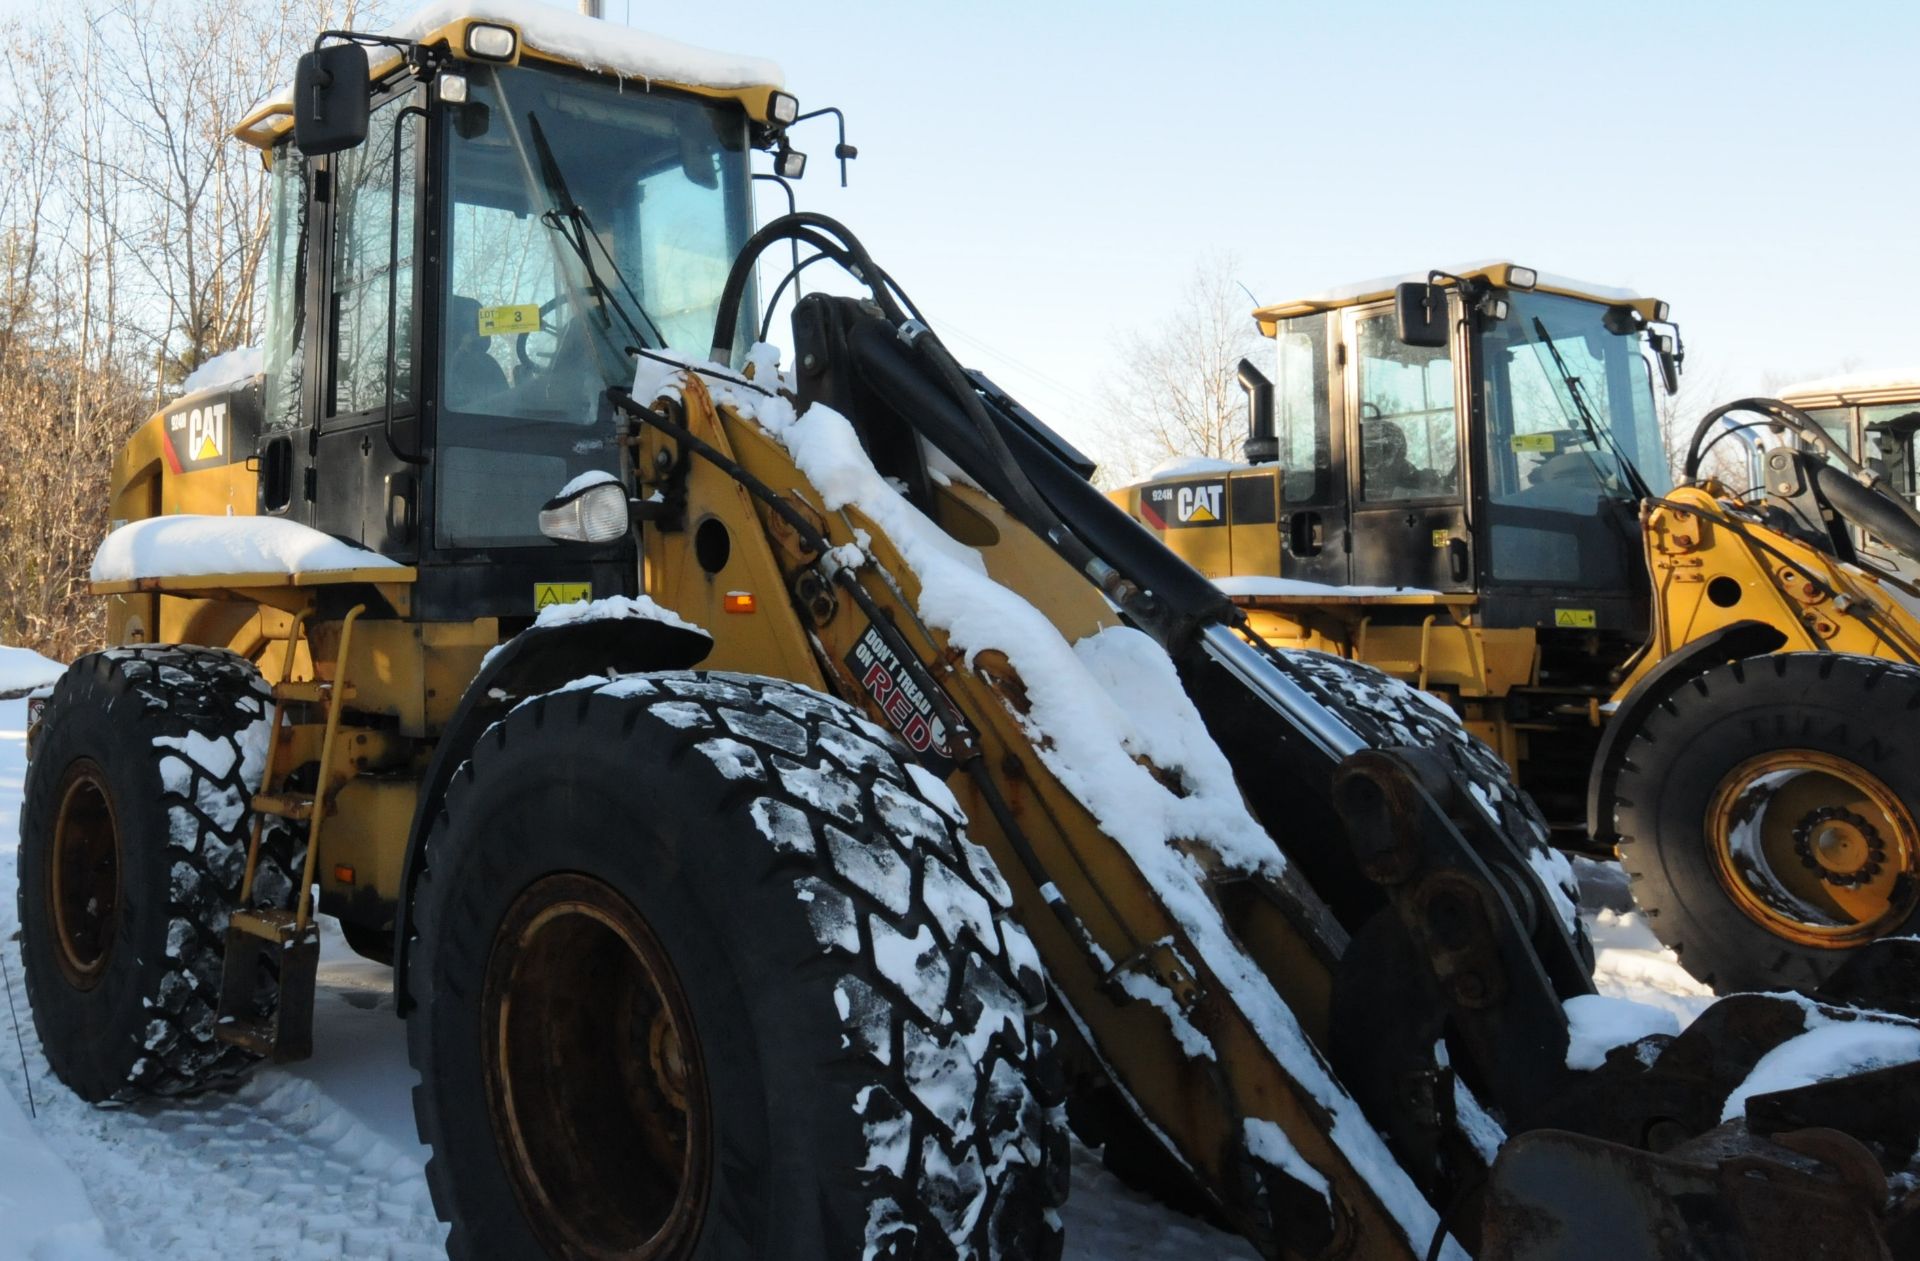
[1239,358,1276,464]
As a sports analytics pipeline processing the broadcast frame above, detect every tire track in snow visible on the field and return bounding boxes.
[0,930,446,1259]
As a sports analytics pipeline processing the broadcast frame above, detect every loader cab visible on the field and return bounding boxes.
[1250,265,1673,636]
[242,18,778,625]
[1777,375,1920,581]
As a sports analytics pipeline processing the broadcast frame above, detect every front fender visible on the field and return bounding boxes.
[391,611,712,1011]
[1584,619,1788,843]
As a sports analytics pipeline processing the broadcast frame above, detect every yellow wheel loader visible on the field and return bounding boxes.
[1775,370,1920,584]
[1114,265,1920,996]
[16,15,1920,1260]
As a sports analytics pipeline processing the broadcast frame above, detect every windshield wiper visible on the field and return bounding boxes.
[1529,316,1653,502]
[525,111,666,352]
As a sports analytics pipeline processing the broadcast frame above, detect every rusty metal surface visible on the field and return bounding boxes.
[1483,1128,1892,1261]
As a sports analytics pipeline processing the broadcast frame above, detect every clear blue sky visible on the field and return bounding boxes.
[604,0,1916,457]
[31,0,1911,457]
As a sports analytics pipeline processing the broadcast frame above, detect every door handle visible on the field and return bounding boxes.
[1447,537,1470,583]
[1288,511,1324,557]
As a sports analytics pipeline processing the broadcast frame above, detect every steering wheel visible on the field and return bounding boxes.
[513,296,569,377]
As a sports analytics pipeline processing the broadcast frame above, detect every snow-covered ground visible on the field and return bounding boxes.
[0,648,62,699]
[0,700,1732,1260]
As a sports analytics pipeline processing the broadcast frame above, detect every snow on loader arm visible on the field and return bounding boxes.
[579,211,1917,1259]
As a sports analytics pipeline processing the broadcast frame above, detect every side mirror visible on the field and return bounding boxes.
[1650,328,1682,395]
[539,473,630,544]
[292,44,370,156]
[1394,282,1449,349]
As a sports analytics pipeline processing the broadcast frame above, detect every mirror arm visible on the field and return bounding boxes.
[791,106,857,187]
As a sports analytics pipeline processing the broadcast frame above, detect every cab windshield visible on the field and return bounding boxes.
[1479,290,1667,584]
[437,64,754,549]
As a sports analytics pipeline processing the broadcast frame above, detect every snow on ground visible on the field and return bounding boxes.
[1571,856,1717,1027]
[0,647,62,699]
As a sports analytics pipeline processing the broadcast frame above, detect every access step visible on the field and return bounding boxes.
[251,792,316,821]
[214,909,320,1062]
[272,679,353,705]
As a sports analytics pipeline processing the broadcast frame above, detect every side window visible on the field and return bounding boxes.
[1273,314,1329,503]
[260,143,309,431]
[1355,310,1457,502]
[1861,403,1919,511]
[329,94,419,418]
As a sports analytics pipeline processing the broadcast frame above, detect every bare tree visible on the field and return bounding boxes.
[0,0,393,659]
[1655,362,1736,486]
[1093,254,1266,487]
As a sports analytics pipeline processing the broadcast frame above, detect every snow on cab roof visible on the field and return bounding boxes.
[1254,260,1663,333]
[237,0,783,147]
[1777,368,1920,401]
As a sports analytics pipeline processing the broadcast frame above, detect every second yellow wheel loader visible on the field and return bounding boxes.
[1115,265,1920,995]
[15,10,1920,1260]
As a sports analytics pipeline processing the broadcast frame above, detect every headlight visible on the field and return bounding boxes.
[466,23,517,60]
[768,91,799,126]
[777,146,807,180]
[1507,265,1538,290]
[539,479,629,544]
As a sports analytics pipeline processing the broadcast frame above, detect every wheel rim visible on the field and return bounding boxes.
[48,760,122,990]
[482,873,710,1260]
[1706,749,1920,949]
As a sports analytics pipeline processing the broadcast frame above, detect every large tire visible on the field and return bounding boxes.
[407,671,1068,1261]
[1612,653,1920,993]
[17,646,302,1101]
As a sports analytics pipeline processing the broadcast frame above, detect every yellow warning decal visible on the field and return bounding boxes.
[1511,433,1557,453]
[534,582,591,611]
[479,303,542,337]
[1431,529,1451,547]
[1554,608,1597,628]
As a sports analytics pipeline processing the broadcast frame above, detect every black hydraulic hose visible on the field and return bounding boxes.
[710,212,903,363]
[1687,396,1920,557]
[711,214,1141,615]
[841,317,1238,648]
[1686,396,1864,481]
[1809,461,1920,566]
[758,251,835,344]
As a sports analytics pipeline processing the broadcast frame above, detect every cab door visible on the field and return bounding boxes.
[1271,311,1349,585]
[1343,300,1472,592]
[311,87,425,559]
